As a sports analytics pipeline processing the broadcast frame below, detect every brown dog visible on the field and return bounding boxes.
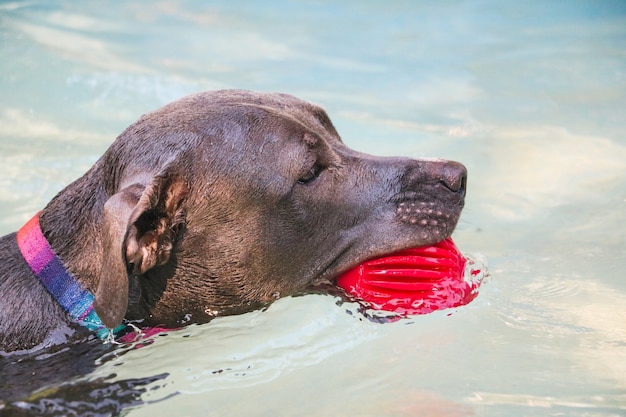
[0,90,466,353]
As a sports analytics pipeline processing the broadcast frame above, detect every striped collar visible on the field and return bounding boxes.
[16,212,125,340]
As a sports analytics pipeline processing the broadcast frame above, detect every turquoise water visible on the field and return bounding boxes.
[1,1,625,416]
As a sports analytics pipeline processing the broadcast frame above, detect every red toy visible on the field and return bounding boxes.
[335,238,483,315]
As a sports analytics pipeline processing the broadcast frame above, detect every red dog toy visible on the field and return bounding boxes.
[336,238,483,315]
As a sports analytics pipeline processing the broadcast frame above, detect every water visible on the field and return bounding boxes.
[1,1,625,415]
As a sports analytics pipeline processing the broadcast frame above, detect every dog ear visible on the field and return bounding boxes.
[94,174,188,329]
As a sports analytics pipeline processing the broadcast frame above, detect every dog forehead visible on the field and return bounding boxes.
[118,90,340,164]
[161,90,313,118]
[172,90,335,134]
[191,89,318,112]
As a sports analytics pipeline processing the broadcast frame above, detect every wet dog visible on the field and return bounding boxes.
[0,90,466,353]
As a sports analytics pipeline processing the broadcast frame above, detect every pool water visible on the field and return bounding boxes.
[1,1,625,416]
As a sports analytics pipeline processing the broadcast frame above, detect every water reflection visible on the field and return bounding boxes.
[1,1,625,416]
[475,126,626,222]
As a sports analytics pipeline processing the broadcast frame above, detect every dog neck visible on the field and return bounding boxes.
[16,212,125,340]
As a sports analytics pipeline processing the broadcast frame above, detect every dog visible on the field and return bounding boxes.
[0,90,466,354]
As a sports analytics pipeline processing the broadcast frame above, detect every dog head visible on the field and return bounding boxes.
[56,90,466,327]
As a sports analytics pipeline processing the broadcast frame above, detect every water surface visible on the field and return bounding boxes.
[1,1,625,416]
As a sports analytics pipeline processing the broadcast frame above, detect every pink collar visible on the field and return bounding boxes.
[17,213,125,339]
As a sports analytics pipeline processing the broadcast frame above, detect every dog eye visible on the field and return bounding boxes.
[297,164,322,185]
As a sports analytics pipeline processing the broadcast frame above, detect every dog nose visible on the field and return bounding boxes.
[439,161,467,195]
[398,158,468,197]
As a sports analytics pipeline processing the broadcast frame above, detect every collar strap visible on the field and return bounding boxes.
[16,212,125,340]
